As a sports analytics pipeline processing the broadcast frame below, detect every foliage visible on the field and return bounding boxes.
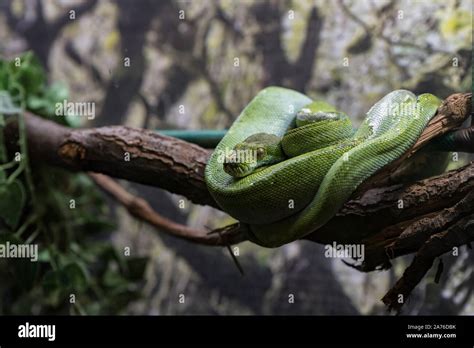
[0,52,147,315]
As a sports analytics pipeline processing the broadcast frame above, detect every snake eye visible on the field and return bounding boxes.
[256,147,265,160]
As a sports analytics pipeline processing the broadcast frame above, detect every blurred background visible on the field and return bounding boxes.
[0,0,472,315]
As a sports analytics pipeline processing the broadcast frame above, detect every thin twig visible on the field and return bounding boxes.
[89,172,246,246]
[382,214,474,313]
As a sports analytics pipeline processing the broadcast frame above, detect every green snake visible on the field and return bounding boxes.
[205,87,441,247]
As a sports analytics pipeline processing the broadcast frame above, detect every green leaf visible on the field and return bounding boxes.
[10,52,46,96]
[103,265,129,289]
[62,262,89,291]
[27,82,70,119]
[6,83,25,108]
[26,95,51,110]
[64,113,83,128]
[43,262,89,293]
[0,180,26,229]
[0,61,9,89]
[45,82,69,104]
[36,248,50,262]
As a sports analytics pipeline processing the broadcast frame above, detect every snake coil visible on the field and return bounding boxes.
[205,87,440,247]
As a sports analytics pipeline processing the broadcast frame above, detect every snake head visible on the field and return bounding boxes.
[296,101,347,127]
[223,133,284,178]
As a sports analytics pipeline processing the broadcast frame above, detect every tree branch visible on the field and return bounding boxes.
[358,186,474,271]
[306,161,474,245]
[3,93,471,246]
[89,172,244,246]
[3,92,472,312]
[4,112,216,207]
[356,92,472,192]
[382,214,474,312]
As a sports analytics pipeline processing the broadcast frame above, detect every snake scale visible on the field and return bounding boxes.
[205,87,441,247]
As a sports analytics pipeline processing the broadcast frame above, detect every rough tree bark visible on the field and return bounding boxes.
[3,92,472,312]
[4,94,472,242]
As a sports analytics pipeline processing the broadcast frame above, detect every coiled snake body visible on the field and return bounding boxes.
[205,87,440,247]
